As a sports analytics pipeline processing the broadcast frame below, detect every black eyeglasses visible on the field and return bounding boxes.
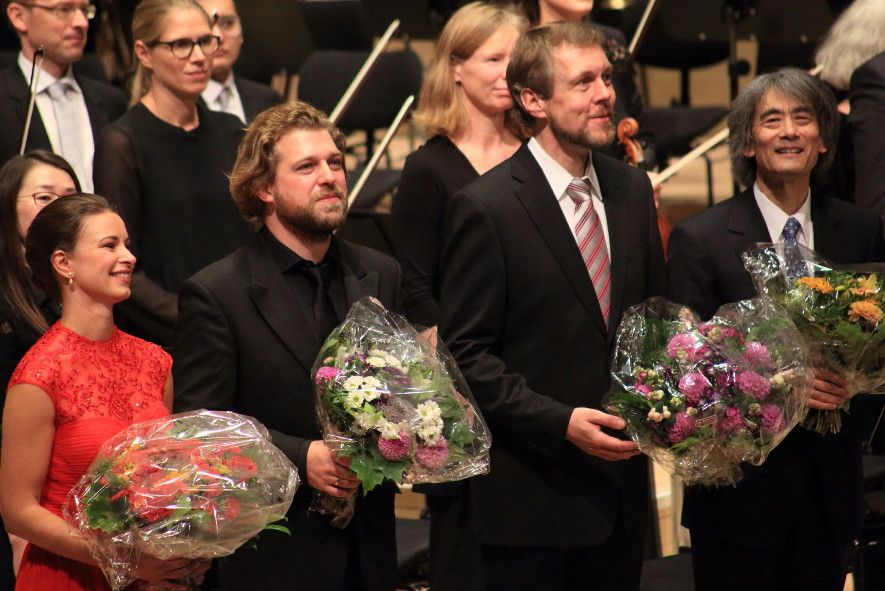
[147,34,220,59]
[17,191,72,207]
[17,2,96,20]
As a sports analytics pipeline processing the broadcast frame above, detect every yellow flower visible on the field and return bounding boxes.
[795,277,834,294]
[851,274,880,296]
[848,300,883,325]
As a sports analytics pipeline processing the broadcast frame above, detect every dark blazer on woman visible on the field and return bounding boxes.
[667,188,885,551]
[848,51,885,229]
[172,228,401,591]
[439,143,666,548]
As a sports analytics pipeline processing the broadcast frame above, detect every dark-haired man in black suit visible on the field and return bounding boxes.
[173,101,400,591]
[668,68,885,591]
[0,0,126,188]
[196,0,281,124]
[439,21,665,591]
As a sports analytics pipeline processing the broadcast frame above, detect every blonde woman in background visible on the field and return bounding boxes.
[389,3,527,590]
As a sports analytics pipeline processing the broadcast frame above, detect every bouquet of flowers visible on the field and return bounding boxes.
[743,243,885,434]
[312,297,490,527]
[64,410,299,590]
[607,297,810,486]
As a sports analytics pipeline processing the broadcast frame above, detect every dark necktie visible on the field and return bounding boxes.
[305,264,339,343]
[782,217,807,282]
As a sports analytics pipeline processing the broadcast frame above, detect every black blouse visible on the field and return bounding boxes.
[95,102,252,345]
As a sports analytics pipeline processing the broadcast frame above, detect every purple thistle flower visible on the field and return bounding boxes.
[678,372,709,406]
[760,404,786,435]
[737,370,771,401]
[667,412,696,444]
[377,431,410,461]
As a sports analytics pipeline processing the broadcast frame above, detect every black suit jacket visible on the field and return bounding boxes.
[439,143,666,548]
[234,75,281,123]
[667,188,885,549]
[0,63,126,170]
[172,229,402,591]
[848,51,885,231]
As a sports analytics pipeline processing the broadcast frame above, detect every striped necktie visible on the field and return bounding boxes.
[782,217,807,282]
[567,177,611,324]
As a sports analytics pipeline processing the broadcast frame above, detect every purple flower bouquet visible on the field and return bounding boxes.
[608,297,811,486]
[311,297,491,527]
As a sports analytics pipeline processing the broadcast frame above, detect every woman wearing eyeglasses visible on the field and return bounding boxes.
[94,0,251,348]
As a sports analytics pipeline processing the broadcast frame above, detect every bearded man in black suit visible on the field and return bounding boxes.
[668,68,885,591]
[0,0,126,189]
[438,21,666,591]
[172,101,400,591]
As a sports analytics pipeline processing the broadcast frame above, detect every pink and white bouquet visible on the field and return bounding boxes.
[311,297,491,527]
[608,297,810,486]
[64,410,299,590]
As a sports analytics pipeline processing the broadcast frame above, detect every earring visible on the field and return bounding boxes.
[67,272,74,287]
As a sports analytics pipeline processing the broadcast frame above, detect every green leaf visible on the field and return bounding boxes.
[262,524,291,536]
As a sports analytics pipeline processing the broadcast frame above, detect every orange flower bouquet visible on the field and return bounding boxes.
[743,244,885,433]
[64,410,299,590]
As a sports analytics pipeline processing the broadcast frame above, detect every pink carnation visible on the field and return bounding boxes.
[737,370,771,401]
[377,431,410,461]
[314,366,342,385]
[717,407,746,433]
[635,384,652,397]
[416,436,449,470]
[745,341,772,369]
[760,404,786,435]
[667,333,702,362]
[678,372,709,406]
[667,412,696,444]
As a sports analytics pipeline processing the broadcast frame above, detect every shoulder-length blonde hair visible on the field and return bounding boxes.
[815,0,885,91]
[130,0,212,104]
[414,1,528,138]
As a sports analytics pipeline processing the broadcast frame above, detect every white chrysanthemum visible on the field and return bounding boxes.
[368,348,388,358]
[366,356,387,368]
[344,376,365,391]
[362,388,382,403]
[355,411,377,432]
[383,353,403,369]
[377,418,401,440]
[346,391,365,409]
[417,400,442,422]
[362,376,383,390]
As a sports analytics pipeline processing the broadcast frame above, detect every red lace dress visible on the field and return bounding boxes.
[8,322,171,591]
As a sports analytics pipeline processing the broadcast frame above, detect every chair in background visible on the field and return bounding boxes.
[633,0,732,204]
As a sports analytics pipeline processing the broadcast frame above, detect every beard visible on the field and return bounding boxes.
[548,112,615,151]
[276,188,348,242]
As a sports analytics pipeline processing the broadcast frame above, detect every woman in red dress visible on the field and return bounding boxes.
[0,194,208,590]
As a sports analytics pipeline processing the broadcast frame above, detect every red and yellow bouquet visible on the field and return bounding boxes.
[64,410,299,590]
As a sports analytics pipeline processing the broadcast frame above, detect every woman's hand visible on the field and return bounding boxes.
[134,556,210,590]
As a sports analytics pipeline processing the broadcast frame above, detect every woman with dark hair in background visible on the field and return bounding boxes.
[390,3,527,589]
[0,150,79,587]
[0,194,208,590]
[95,0,251,347]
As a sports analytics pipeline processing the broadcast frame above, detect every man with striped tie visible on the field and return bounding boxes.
[438,21,665,591]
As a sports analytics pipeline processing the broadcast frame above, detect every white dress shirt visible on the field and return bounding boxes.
[527,137,611,254]
[18,52,94,192]
[753,183,815,249]
[201,72,246,124]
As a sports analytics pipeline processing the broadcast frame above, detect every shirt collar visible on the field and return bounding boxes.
[258,225,339,273]
[202,72,235,104]
[18,51,81,95]
[527,137,601,201]
[752,182,812,242]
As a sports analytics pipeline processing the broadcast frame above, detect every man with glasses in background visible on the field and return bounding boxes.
[0,0,126,190]
[196,0,280,124]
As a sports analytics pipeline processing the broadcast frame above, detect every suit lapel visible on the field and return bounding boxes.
[727,189,774,254]
[809,193,844,260]
[5,65,51,152]
[235,76,255,123]
[511,145,608,335]
[338,241,380,309]
[246,236,321,373]
[593,155,629,337]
